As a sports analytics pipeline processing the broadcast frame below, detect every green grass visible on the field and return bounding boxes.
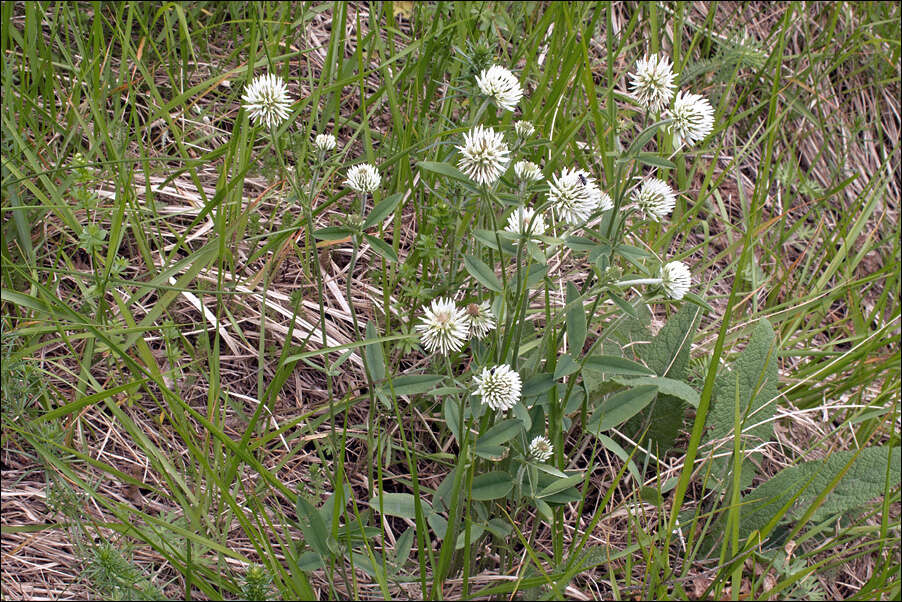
[2,2,900,600]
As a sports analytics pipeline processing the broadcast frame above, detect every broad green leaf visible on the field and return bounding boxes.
[583,355,655,377]
[296,495,332,560]
[476,419,523,449]
[613,376,699,407]
[444,397,461,443]
[364,234,399,263]
[364,322,386,384]
[739,446,901,540]
[455,525,485,549]
[522,373,555,398]
[474,229,517,255]
[535,473,584,499]
[463,254,503,292]
[369,493,431,519]
[597,435,642,483]
[704,319,779,487]
[313,226,353,240]
[553,354,580,380]
[388,374,445,396]
[566,282,587,355]
[416,160,472,183]
[470,472,514,500]
[589,385,659,433]
[607,290,639,320]
[363,192,403,228]
[636,152,676,169]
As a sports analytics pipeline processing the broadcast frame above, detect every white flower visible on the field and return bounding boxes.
[629,54,677,114]
[661,261,691,300]
[473,365,522,412]
[415,297,469,355]
[505,206,546,237]
[513,160,543,183]
[633,178,676,222]
[514,120,535,138]
[345,163,381,194]
[314,133,336,152]
[548,168,611,225]
[528,435,553,462]
[465,301,496,340]
[456,125,510,186]
[242,73,292,128]
[666,91,714,147]
[475,65,523,112]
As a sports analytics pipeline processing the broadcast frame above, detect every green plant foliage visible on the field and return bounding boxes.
[704,318,779,488]
[738,445,901,541]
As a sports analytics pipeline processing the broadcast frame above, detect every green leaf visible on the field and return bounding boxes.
[364,322,386,384]
[553,354,580,380]
[535,473,584,499]
[522,373,555,398]
[583,355,655,377]
[363,192,403,228]
[612,376,699,407]
[739,446,901,540]
[416,160,472,183]
[476,419,523,449]
[566,282,587,355]
[589,385,659,433]
[607,290,639,319]
[704,319,779,487]
[296,495,332,560]
[364,234,399,263]
[369,493,432,519]
[455,524,485,549]
[463,254,503,292]
[470,472,514,500]
[474,229,517,255]
[313,226,353,240]
[388,374,444,396]
[444,397,461,443]
[636,152,676,169]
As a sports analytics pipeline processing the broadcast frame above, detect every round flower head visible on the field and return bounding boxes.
[633,177,677,222]
[548,168,611,225]
[242,73,292,128]
[465,301,496,340]
[415,297,469,355]
[514,120,535,139]
[513,160,543,183]
[456,125,510,186]
[475,65,523,112]
[314,133,336,152]
[505,206,546,237]
[666,91,715,147]
[345,163,381,194]
[528,435,553,462]
[473,365,522,412]
[629,54,677,114]
[661,260,691,300]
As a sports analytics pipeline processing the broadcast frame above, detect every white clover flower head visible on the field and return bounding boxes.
[473,364,522,412]
[505,206,546,237]
[475,65,523,112]
[666,91,715,147]
[242,73,292,128]
[629,54,677,114]
[661,260,692,300]
[314,133,336,152]
[634,177,677,222]
[456,125,510,186]
[514,120,535,139]
[415,297,469,355]
[548,168,609,225]
[465,300,496,340]
[513,160,543,183]
[528,435,553,462]
[344,163,381,194]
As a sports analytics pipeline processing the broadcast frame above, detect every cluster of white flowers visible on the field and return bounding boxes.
[514,120,535,139]
[416,296,496,355]
[633,177,676,222]
[547,168,612,225]
[528,436,553,462]
[345,163,381,194]
[242,73,292,128]
[660,260,692,300]
[314,133,337,152]
[476,65,523,112]
[504,206,546,237]
[473,364,522,411]
[457,125,511,186]
[513,160,542,183]
[629,53,715,147]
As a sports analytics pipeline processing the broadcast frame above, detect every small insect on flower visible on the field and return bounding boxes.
[578,173,588,186]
